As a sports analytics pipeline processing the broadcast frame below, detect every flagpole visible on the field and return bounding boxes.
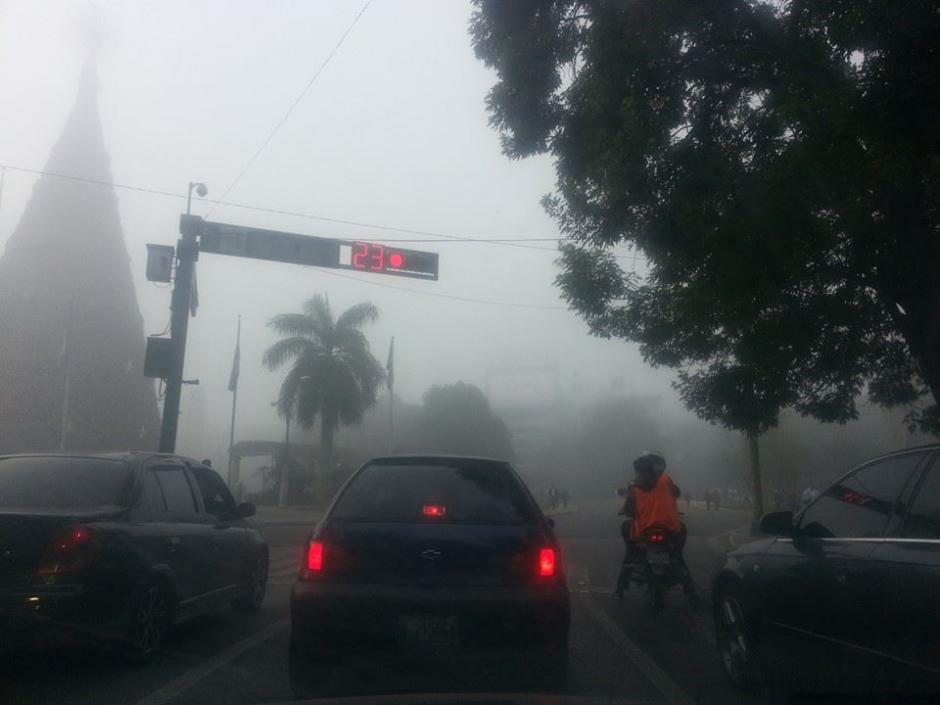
[227,316,241,490]
[387,337,394,452]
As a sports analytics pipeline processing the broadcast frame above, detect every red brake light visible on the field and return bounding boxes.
[538,547,556,577]
[649,533,666,543]
[422,504,447,517]
[36,525,99,577]
[306,541,324,571]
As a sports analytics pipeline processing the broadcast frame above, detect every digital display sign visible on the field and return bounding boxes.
[195,219,439,281]
[337,241,438,280]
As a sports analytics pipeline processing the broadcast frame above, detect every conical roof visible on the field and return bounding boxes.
[0,59,159,452]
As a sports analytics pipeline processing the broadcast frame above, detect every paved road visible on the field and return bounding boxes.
[2,503,753,705]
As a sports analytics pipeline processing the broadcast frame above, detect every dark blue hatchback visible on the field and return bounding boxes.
[289,455,570,692]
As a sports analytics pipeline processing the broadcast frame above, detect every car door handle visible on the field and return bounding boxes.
[836,566,858,584]
[167,536,182,553]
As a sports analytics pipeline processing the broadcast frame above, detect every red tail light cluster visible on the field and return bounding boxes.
[648,532,666,544]
[306,540,324,572]
[538,547,557,577]
[36,525,99,577]
[422,504,447,518]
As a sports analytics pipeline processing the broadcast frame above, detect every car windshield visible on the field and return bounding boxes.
[2,1,939,703]
[0,457,130,509]
[331,460,535,525]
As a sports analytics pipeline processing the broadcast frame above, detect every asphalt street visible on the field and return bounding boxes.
[1,502,753,705]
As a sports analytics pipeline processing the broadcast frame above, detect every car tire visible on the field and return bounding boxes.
[715,581,762,693]
[126,581,174,663]
[651,584,666,612]
[288,632,332,697]
[233,554,268,612]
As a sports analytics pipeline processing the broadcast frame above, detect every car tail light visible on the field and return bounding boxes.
[422,504,447,517]
[306,540,324,571]
[35,525,100,577]
[538,547,556,577]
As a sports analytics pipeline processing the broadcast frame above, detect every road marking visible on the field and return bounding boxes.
[579,592,695,705]
[131,618,288,705]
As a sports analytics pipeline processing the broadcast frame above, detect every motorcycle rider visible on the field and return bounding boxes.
[614,452,701,607]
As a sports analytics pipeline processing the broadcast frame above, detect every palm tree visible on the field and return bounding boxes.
[263,294,385,501]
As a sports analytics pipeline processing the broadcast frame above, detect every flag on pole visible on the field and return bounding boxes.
[228,317,241,392]
[386,337,394,390]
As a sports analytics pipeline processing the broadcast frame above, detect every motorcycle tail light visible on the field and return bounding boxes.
[649,533,666,543]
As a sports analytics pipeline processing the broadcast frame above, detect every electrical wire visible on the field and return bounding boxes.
[317,268,568,311]
[0,161,643,261]
[207,0,374,216]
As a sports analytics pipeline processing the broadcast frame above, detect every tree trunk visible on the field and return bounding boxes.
[318,411,335,506]
[747,432,764,522]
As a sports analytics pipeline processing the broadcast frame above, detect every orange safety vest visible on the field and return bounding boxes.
[630,472,681,540]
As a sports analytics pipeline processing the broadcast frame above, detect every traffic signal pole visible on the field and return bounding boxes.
[158,214,199,453]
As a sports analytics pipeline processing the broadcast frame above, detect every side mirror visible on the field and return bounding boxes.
[237,501,256,518]
[758,510,795,536]
[616,487,628,497]
[545,517,556,529]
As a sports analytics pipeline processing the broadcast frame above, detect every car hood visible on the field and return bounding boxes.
[261,694,654,705]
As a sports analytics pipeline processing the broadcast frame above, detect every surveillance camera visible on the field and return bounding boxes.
[195,183,208,198]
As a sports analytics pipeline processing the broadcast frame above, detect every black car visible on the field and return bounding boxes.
[712,444,940,697]
[0,452,268,659]
[290,455,570,693]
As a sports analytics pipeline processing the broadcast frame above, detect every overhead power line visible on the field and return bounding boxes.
[0,162,643,260]
[208,0,374,216]
[318,268,568,311]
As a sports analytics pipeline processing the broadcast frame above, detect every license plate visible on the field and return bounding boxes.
[400,615,458,646]
[647,551,670,565]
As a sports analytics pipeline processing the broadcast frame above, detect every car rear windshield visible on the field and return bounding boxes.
[0,457,131,509]
[331,459,535,525]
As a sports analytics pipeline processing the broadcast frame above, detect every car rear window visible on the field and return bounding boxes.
[0,457,131,509]
[331,460,535,525]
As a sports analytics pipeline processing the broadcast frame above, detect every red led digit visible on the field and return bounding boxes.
[352,242,369,269]
[389,253,404,268]
[370,244,384,271]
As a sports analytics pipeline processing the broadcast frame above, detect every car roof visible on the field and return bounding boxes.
[0,451,197,465]
[366,454,511,465]
[866,444,940,464]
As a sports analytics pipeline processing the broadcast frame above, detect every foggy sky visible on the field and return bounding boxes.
[0,0,679,460]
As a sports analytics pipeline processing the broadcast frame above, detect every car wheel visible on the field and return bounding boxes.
[234,554,268,612]
[127,581,173,662]
[288,633,332,697]
[715,581,762,693]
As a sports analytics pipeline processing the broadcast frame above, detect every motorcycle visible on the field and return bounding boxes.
[630,524,687,612]
[615,488,699,611]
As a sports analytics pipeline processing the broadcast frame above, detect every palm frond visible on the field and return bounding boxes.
[262,336,317,371]
[302,295,334,340]
[336,302,380,331]
[267,313,316,338]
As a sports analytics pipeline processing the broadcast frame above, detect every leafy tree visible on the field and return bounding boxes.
[471,0,940,517]
[419,382,515,460]
[263,295,385,501]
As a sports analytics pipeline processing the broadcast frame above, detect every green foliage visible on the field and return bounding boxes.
[419,382,515,460]
[471,0,940,437]
[263,294,384,430]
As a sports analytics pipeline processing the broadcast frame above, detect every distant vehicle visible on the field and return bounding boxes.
[712,445,940,697]
[289,455,570,695]
[0,453,267,659]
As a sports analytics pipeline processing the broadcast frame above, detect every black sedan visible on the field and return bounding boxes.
[290,455,570,693]
[0,452,268,659]
[712,444,940,697]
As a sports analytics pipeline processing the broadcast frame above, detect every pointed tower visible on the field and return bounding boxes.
[0,59,159,452]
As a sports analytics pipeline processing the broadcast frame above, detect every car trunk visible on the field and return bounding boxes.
[318,520,548,588]
[0,507,122,590]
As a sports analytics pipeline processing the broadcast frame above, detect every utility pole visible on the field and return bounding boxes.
[158,214,199,453]
[279,411,291,507]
